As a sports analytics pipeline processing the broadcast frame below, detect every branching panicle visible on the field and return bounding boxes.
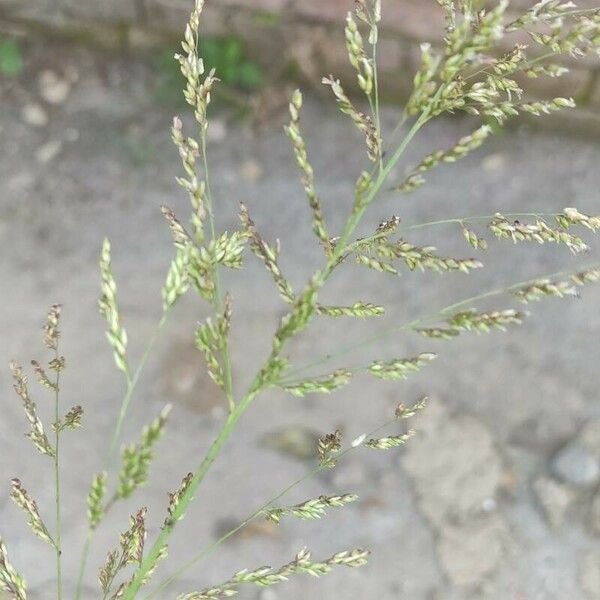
[6,2,600,600]
[10,361,54,457]
[177,547,369,599]
[10,479,55,548]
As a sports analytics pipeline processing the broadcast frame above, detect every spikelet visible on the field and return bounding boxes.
[556,207,600,231]
[99,239,129,375]
[240,203,295,304]
[162,246,190,310]
[570,266,600,285]
[208,231,246,269]
[317,429,342,468]
[396,126,492,193]
[365,429,416,449]
[195,297,232,392]
[375,238,483,274]
[356,253,398,274]
[322,75,381,162]
[395,396,428,419]
[165,472,194,527]
[285,90,330,250]
[265,494,358,524]
[507,0,578,31]
[171,116,206,242]
[520,97,576,116]
[317,302,384,318]
[43,304,61,350]
[117,405,172,499]
[0,538,27,600]
[10,362,54,457]
[406,42,439,116]
[368,353,437,380]
[53,405,83,432]
[99,508,148,594]
[270,285,318,355]
[281,369,352,397]
[345,13,373,95]
[10,479,55,548]
[513,267,600,303]
[418,308,526,338]
[463,227,488,250]
[88,472,108,530]
[30,359,57,391]
[489,213,588,253]
[161,206,193,249]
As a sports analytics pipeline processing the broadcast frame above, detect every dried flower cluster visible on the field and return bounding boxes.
[2,1,600,599]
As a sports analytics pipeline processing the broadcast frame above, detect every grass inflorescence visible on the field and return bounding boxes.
[2,1,600,599]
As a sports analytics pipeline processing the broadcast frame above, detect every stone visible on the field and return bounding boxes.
[240,158,264,184]
[35,140,63,164]
[590,490,600,535]
[551,441,600,490]
[402,404,503,527]
[39,70,71,105]
[208,119,227,143]
[579,552,600,599]
[437,516,509,587]
[533,476,576,528]
[21,102,49,127]
[402,401,509,586]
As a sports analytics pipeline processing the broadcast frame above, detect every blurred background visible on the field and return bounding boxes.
[1,1,600,599]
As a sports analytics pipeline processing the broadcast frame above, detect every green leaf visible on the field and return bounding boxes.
[0,39,24,77]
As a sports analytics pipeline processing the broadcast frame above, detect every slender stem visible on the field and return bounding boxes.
[121,394,256,600]
[74,531,92,600]
[145,415,398,599]
[201,134,235,411]
[403,212,555,231]
[53,350,63,600]
[372,37,383,173]
[107,311,169,467]
[74,311,170,600]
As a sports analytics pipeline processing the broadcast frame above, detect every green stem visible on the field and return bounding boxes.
[53,351,63,600]
[74,531,92,600]
[144,415,397,599]
[403,212,556,231]
[201,134,235,411]
[107,311,169,467]
[121,392,256,600]
[74,311,170,600]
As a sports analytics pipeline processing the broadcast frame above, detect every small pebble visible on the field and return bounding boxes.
[240,158,263,184]
[208,118,227,143]
[35,140,62,164]
[39,70,71,105]
[579,552,600,599]
[550,443,600,490]
[590,490,600,535]
[21,102,48,127]
[533,476,576,528]
[482,153,506,172]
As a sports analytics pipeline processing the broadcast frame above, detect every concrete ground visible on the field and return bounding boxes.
[1,41,599,600]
